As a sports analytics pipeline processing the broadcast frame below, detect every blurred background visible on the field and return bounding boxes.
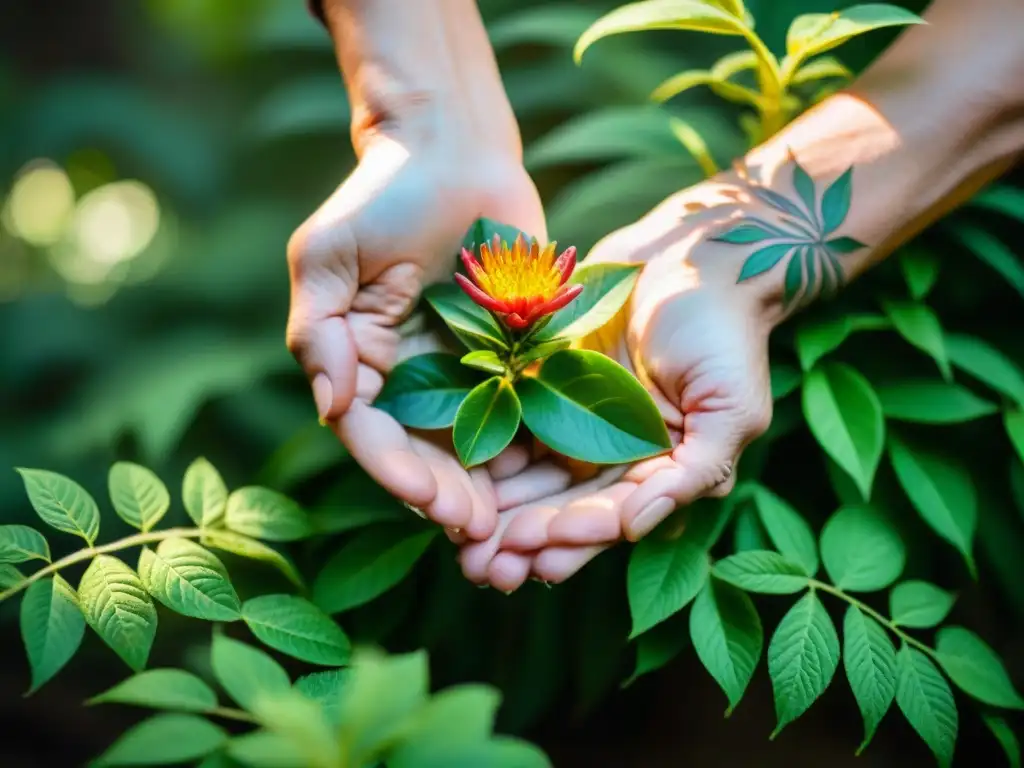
[1,0,1021,766]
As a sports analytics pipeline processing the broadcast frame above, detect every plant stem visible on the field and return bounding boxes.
[0,527,205,603]
[738,27,786,139]
[810,579,938,658]
[207,706,260,724]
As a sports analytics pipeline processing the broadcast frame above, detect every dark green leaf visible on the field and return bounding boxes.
[93,714,227,766]
[820,505,905,591]
[1008,411,1024,467]
[952,224,1024,300]
[876,379,996,423]
[536,262,642,341]
[0,564,24,588]
[820,167,853,236]
[737,243,798,282]
[794,312,888,371]
[20,575,85,693]
[0,524,50,564]
[844,606,897,753]
[623,612,690,688]
[768,591,840,736]
[945,333,1024,407]
[242,594,350,666]
[517,349,671,463]
[770,363,802,400]
[627,537,709,637]
[982,714,1021,768]
[453,377,522,467]
[899,247,940,301]
[224,487,312,542]
[108,462,170,533]
[89,669,218,713]
[881,301,951,379]
[79,555,157,672]
[889,580,956,628]
[935,627,1024,710]
[752,486,819,576]
[732,505,770,552]
[712,551,810,594]
[16,468,100,545]
[424,283,508,352]
[896,646,957,768]
[376,353,483,429]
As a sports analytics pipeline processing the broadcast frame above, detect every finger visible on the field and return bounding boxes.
[546,482,635,545]
[459,506,524,584]
[493,462,572,510]
[348,313,400,373]
[487,551,533,593]
[287,315,359,422]
[334,400,436,508]
[486,444,531,481]
[533,545,608,584]
[412,438,474,530]
[465,467,499,540]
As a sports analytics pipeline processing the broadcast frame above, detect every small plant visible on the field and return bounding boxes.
[375,218,672,468]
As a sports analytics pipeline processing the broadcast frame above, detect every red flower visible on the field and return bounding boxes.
[454,233,582,331]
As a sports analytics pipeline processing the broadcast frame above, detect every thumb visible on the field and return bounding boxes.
[285,220,359,422]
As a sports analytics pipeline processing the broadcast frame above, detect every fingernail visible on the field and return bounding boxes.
[312,374,332,422]
[629,497,676,539]
[403,502,427,519]
[529,577,551,589]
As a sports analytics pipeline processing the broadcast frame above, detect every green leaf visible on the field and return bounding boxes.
[460,350,506,375]
[536,262,642,341]
[668,116,720,177]
[770,363,802,400]
[791,159,817,225]
[820,167,853,236]
[794,312,888,371]
[789,55,853,86]
[896,646,958,768]
[517,349,671,463]
[1008,411,1024,467]
[767,591,840,736]
[79,555,158,672]
[93,713,227,766]
[881,300,951,380]
[689,577,762,715]
[945,333,1024,408]
[843,606,897,753]
[313,526,437,613]
[375,353,483,429]
[309,467,410,536]
[138,538,241,621]
[0,563,24,588]
[972,184,1024,222]
[210,633,291,713]
[453,377,522,468]
[182,457,228,528]
[803,362,885,500]
[786,5,924,63]
[226,731,306,768]
[16,468,100,545]
[108,462,170,533]
[952,224,1024,300]
[623,613,690,688]
[462,217,530,252]
[20,575,85,693]
[294,668,349,723]
[889,581,956,629]
[820,505,905,591]
[200,530,303,588]
[390,737,553,768]
[574,0,746,64]
[752,486,818,576]
[242,594,350,666]
[982,714,1021,768]
[712,220,791,244]
[898,247,940,301]
[712,551,810,594]
[627,537,709,637]
[876,379,997,424]
[489,5,601,50]
[935,627,1024,710]
[737,242,798,282]
[651,68,760,107]
[423,283,508,352]
[224,486,312,542]
[89,669,218,712]
[0,524,50,564]
[888,434,976,574]
[387,684,501,763]
[516,338,572,367]
[732,505,769,552]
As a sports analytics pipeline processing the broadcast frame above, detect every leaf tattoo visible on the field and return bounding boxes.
[714,152,868,309]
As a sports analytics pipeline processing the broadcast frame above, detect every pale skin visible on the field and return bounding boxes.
[289,0,1024,589]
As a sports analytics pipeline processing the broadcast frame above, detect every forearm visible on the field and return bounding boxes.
[317,0,519,157]
[704,0,1024,324]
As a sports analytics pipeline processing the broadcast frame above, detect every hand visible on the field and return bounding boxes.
[459,177,780,588]
[286,115,550,539]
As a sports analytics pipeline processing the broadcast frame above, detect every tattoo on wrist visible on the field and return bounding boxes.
[712,150,868,309]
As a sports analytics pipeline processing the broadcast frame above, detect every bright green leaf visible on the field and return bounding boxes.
[843,606,897,752]
[295,668,350,724]
[881,301,951,380]
[982,714,1021,768]
[138,538,241,621]
[224,486,312,542]
[313,526,437,614]
[0,524,50,564]
[752,486,818,576]
[898,247,940,301]
[423,283,508,352]
[453,377,522,467]
[226,731,306,768]
[210,633,292,713]
[888,434,976,574]
[803,363,885,500]
[876,379,997,424]
[712,550,810,594]
[517,349,671,463]
[689,577,762,714]
[108,462,170,533]
[387,684,501,761]
[1006,410,1024,467]
[794,313,888,371]
[768,591,840,736]
[945,333,1024,408]
[460,350,506,375]
[16,468,100,545]
[786,5,924,63]
[935,627,1024,710]
[376,353,483,429]
[896,645,958,768]
[952,224,1024,300]
[770,363,801,400]
[820,505,905,591]
[627,537,709,637]
[182,457,228,528]
[89,669,218,712]
[536,262,642,341]
[20,575,85,694]
[242,594,350,666]
[789,55,852,86]
[889,580,956,629]
[200,530,303,588]
[732,505,770,552]
[79,555,157,672]
[93,714,227,766]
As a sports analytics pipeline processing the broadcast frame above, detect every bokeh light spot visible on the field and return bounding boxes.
[4,160,76,247]
[69,180,161,266]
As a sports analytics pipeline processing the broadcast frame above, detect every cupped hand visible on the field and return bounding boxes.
[459,178,781,588]
[286,126,552,539]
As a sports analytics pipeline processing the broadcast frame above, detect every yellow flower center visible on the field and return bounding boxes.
[476,238,561,303]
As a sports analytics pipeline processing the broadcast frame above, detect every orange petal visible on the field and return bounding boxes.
[554,246,577,285]
[460,248,486,284]
[455,273,506,313]
[535,283,584,317]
